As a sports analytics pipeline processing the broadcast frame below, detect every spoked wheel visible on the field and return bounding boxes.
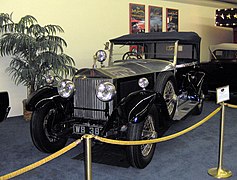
[163,81,176,116]
[30,103,68,153]
[155,72,177,119]
[122,51,142,60]
[126,106,158,169]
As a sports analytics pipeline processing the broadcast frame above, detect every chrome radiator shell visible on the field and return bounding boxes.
[73,77,113,120]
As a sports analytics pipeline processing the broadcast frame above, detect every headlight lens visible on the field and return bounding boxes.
[45,75,54,84]
[57,79,75,98]
[96,81,116,102]
[95,50,107,62]
[138,77,149,89]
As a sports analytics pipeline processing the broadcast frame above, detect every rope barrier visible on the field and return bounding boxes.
[225,103,237,109]
[95,106,221,145]
[0,139,82,180]
[0,105,225,179]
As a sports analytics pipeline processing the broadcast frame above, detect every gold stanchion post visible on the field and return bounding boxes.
[208,102,232,178]
[84,134,93,180]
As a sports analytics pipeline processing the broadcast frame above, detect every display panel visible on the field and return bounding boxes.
[216,8,237,27]
[166,8,179,32]
[129,3,145,34]
[149,6,163,32]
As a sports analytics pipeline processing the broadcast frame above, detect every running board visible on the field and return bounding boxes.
[173,100,199,121]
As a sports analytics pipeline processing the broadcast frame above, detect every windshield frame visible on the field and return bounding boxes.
[108,40,179,66]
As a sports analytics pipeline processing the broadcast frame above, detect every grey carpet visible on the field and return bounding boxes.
[0,100,237,180]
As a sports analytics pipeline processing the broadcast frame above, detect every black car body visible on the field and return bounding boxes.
[26,32,205,168]
[201,43,237,93]
[0,91,10,122]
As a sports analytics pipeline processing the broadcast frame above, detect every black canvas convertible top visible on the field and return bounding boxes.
[110,32,201,45]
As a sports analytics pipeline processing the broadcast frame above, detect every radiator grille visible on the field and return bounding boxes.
[74,77,113,120]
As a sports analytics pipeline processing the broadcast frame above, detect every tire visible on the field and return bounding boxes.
[126,106,158,169]
[30,103,68,153]
[193,91,204,115]
[155,72,177,119]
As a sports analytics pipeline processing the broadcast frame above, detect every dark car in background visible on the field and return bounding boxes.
[201,43,237,94]
[0,91,10,122]
[26,32,205,168]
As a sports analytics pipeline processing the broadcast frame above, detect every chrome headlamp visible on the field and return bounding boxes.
[138,77,149,89]
[45,75,54,84]
[95,50,107,62]
[57,79,75,98]
[96,81,116,102]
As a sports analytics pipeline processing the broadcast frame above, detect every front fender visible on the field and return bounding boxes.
[116,90,169,124]
[25,86,61,111]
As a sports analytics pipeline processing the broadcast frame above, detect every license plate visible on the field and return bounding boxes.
[73,124,103,136]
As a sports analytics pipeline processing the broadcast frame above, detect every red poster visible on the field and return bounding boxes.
[129,3,145,34]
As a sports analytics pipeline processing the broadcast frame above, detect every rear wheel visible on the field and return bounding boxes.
[155,72,177,119]
[126,106,158,169]
[30,103,68,153]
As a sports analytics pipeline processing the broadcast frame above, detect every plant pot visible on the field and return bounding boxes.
[22,99,32,121]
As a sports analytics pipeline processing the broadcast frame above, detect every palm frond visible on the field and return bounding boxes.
[44,24,64,35]
[0,33,37,57]
[36,35,66,53]
[28,24,45,37]
[18,15,37,26]
[0,13,13,27]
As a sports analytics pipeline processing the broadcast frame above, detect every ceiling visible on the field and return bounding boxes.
[219,0,237,5]
[166,0,237,8]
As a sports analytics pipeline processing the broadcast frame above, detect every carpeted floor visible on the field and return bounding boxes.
[0,100,237,180]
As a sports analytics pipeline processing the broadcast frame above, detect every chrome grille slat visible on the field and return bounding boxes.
[74,78,113,120]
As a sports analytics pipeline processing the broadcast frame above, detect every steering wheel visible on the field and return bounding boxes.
[122,51,142,60]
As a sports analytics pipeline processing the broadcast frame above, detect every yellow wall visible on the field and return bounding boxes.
[1,0,236,116]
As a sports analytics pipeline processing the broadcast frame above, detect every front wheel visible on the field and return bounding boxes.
[30,103,68,153]
[126,106,158,169]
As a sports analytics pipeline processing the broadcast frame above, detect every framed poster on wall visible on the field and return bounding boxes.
[149,6,163,32]
[129,3,145,53]
[129,3,145,34]
[166,8,179,32]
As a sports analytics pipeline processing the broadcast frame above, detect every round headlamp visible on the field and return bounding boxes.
[45,75,54,84]
[95,50,107,62]
[96,81,116,102]
[138,77,149,89]
[57,79,75,98]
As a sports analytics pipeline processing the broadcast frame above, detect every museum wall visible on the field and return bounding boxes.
[0,0,236,116]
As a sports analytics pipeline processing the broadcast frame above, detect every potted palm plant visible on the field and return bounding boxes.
[0,13,76,120]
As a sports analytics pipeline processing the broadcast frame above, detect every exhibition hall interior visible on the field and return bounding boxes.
[1,0,237,179]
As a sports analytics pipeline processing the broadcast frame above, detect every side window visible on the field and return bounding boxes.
[155,42,175,61]
[214,50,237,60]
[146,44,155,59]
[177,44,197,64]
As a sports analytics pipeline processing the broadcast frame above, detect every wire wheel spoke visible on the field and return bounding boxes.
[141,115,157,157]
[163,81,176,115]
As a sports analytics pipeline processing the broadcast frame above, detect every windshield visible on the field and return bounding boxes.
[213,50,237,60]
[110,41,176,63]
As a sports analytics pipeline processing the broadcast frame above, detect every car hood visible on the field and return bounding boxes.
[96,59,174,79]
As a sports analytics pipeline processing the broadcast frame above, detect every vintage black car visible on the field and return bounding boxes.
[26,32,205,168]
[201,43,237,94]
[0,91,10,122]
